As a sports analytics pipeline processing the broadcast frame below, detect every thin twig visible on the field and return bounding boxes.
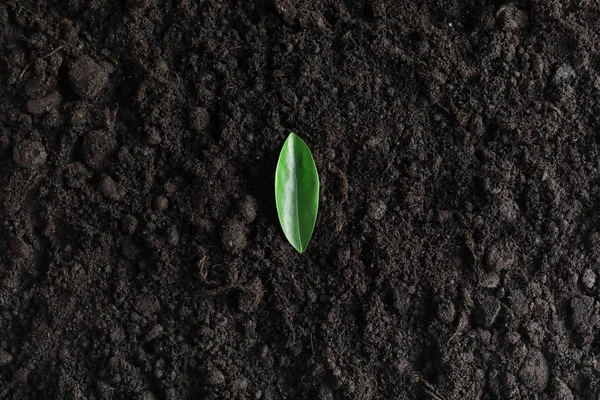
[18,44,69,79]
[277,384,287,399]
[415,373,448,400]
[196,254,210,282]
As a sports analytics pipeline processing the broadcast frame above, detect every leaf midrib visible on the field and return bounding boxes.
[291,136,303,251]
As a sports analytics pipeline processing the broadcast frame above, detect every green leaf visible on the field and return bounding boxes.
[275,132,319,253]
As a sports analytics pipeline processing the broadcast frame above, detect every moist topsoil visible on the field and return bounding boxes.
[1,1,600,399]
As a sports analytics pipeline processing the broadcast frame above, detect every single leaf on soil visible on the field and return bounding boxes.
[275,132,319,253]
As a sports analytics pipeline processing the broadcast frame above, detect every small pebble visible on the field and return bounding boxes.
[553,378,574,400]
[485,239,516,271]
[470,115,486,136]
[553,64,576,86]
[99,175,122,201]
[141,390,158,400]
[68,56,110,99]
[206,367,226,386]
[190,107,210,133]
[367,200,387,220]
[167,227,179,245]
[478,271,500,288]
[0,350,13,366]
[506,331,521,345]
[233,378,249,392]
[237,195,258,224]
[121,215,138,235]
[144,324,164,342]
[146,127,162,145]
[497,5,528,31]
[581,268,596,289]
[518,349,549,393]
[153,195,169,212]
[13,139,47,169]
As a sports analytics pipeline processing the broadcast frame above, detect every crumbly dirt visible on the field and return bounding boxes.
[1,1,600,399]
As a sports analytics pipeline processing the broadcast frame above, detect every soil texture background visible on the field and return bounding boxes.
[2,0,600,399]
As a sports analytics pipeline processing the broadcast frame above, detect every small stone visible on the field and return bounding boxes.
[478,271,500,288]
[273,0,297,22]
[570,270,579,286]
[121,215,138,235]
[141,390,158,400]
[145,127,162,145]
[167,227,179,245]
[499,196,519,222]
[470,115,485,136]
[581,268,596,289]
[68,56,110,99]
[144,324,164,342]
[206,367,225,386]
[190,107,210,133]
[233,378,249,392]
[497,5,528,31]
[99,175,122,201]
[553,378,574,400]
[237,195,258,224]
[0,350,13,366]
[220,219,246,254]
[478,330,492,343]
[152,195,169,212]
[475,296,501,327]
[553,64,576,86]
[485,238,516,271]
[81,130,116,169]
[506,331,521,345]
[518,349,549,393]
[437,300,455,324]
[13,139,47,168]
[569,295,596,333]
[367,200,387,220]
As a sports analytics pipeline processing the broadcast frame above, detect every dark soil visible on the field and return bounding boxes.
[1,1,600,399]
